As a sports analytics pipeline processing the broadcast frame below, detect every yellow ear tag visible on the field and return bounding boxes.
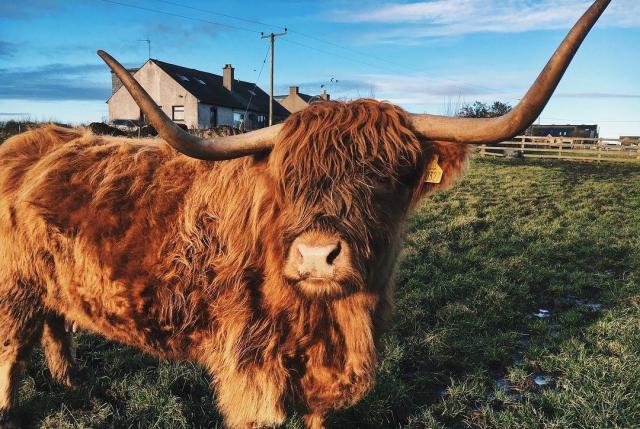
[425,154,443,184]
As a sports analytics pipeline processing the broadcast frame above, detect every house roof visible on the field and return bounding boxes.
[151,59,289,118]
[275,92,315,103]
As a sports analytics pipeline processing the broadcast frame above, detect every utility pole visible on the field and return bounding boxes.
[138,39,151,59]
[261,29,287,126]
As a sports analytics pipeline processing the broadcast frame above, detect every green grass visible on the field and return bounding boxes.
[15,158,640,428]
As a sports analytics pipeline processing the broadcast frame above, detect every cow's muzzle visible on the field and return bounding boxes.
[284,231,351,283]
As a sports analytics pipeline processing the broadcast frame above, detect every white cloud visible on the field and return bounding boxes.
[331,72,525,112]
[331,0,640,43]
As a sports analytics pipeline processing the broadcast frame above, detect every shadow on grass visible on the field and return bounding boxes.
[17,158,640,428]
[20,337,224,429]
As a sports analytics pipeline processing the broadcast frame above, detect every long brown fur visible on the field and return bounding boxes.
[0,100,468,428]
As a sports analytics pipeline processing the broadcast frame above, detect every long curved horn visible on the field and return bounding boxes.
[98,50,280,160]
[410,0,611,144]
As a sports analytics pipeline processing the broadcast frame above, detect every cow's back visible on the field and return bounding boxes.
[0,126,212,356]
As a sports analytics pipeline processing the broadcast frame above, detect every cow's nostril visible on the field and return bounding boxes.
[326,242,341,265]
[295,241,343,278]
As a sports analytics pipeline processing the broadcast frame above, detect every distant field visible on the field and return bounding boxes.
[13,158,640,428]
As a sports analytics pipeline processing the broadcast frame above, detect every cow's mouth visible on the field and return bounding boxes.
[285,274,337,286]
[289,277,348,298]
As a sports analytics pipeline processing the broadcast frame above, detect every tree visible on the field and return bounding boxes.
[457,101,512,118]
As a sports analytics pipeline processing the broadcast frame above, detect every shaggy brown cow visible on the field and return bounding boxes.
[0,1,610,428]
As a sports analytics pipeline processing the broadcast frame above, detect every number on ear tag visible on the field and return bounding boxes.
[425,154,443,184]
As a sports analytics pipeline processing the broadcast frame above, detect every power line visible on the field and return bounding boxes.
[144,0,420,74]
[281,38,405,75]
[95,0,420,88]
[243,45,271,121]
[286,29,408,72]
[95,0,260,34]
[155,0,285,31]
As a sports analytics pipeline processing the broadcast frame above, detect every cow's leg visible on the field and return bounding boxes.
[211,367,287,429]
[0,295,43,429]
[0,357,22,429]
[302,413,326,429]
[41,314,76,387]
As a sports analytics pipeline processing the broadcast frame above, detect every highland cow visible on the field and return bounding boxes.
[0,1,610,428]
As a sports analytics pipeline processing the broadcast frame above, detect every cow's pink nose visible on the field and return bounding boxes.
[296,242,342,278]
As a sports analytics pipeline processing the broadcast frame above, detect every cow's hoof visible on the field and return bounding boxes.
[63,368,81,389]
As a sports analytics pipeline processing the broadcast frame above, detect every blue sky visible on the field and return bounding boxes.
[1,0,638,137]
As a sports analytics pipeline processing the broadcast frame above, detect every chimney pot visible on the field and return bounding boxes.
[289,86,299,96]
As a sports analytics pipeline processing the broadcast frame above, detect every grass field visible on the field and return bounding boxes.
[14,157,640,428]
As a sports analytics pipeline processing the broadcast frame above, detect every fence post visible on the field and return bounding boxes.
[597,144,602,163]
[480,144,486,157]
[558,141,563,159]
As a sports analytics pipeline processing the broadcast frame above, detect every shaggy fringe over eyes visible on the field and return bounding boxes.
[270,99,424,199]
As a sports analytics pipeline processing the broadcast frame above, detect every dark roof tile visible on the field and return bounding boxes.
[152,59,289,118]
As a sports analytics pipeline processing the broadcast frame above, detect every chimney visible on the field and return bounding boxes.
[223,64,234,92]
[320,89,330,101]
[289,86,299,96]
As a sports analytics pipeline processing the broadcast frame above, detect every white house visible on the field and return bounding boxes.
[107,59,289,130]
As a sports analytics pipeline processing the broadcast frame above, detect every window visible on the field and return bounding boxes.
[177,74,190,82]
[195,78,207,85]
[172,106,185,121]
[233,112,245,129]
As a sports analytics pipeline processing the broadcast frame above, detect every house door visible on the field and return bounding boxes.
[210,107,217,128]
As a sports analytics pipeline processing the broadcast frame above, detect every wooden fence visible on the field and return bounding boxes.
[476,136,640,163]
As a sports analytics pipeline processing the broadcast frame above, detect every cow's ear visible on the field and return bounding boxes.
[412,141,470,203]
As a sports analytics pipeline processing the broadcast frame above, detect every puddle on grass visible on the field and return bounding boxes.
[533,374,554,387]
[583,303,604,312]
[531,309,551,318]
[492,297,601,403]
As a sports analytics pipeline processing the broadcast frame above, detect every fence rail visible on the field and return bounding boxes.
[477,136,640,163]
